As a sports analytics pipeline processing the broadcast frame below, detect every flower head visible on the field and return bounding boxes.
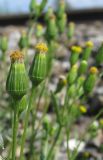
[35,43,48,53]
[79,105,87,113]
[37,24,43,30]
[89,67,98,74]
[71,46,82,54]
[10,50,24,62]
[85,41,94,48]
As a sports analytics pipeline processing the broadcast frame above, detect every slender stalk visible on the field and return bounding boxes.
[1,51,6,61]
[19,86,35,160]
[12,101,19,160]
[46,125,62,160]
[66,128,71,160]
[29,81,48,159]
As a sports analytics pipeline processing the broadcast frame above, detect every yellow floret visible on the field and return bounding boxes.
[83,151,90,158]
[85,41,94,47]
[35,43,48,53]
[69,22,75,27]
[99,119,103,125]
[10,50,24,61]
[37,24,43,30]
[79,105,87,113]
[71,46,82,54]
[89,67,98,74]
[72,64,78,70]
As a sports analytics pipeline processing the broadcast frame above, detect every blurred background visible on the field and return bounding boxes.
[0,0,103,19]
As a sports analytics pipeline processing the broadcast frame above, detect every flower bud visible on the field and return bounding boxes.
[70,46,82,66]
[45,15,58,42]
[77,86,84,97]
[6,51,29,100]
[76,76,85,98]
[68,84,76,97]
[83,67,98,94]
[82,41,93,60]
[55,75,67,94]
[18,31,29,49]
[77,76,85,88]
[29,0,36,13]
[57,0,65,19]
[29,43,48,86]
[96,43,103,65]
[78,60,88,75]
[43,115,50,133]
[35,24,44,38]
[67,22,75,40]
[67,64,78,85]
[57,13,67,33]
[40,0,47,12]
[0,36,8,53]
[45,7,53,22]
[79,105,87,113]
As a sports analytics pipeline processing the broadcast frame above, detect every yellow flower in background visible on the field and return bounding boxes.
[79,105,87,113]
[99,119,103,126]
[37,24,43,31]
[85,41,94,48]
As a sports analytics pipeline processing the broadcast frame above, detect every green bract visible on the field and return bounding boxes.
[82,41,93,61]
[29,43,48,86]
[70,46,82,66]
[78,60,88,75]
[57,13,67,33]
[45,15,58,42]
[6,51,29,100]
[67,64,78,85]
[18,32,29,49]
[67,22,75,40]
[83,67,98,94]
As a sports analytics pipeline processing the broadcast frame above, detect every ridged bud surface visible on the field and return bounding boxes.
[29,43,48,86]
[6,51,29,100]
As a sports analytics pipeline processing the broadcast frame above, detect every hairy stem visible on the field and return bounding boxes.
[12,101,19,160]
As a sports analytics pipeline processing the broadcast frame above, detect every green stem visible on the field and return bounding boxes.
[1,51,6,61]
[19,86,35,160]
[30,83,48,159]
[46,126,62,160]
[66,128,70,160]
[12,101,19,160]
